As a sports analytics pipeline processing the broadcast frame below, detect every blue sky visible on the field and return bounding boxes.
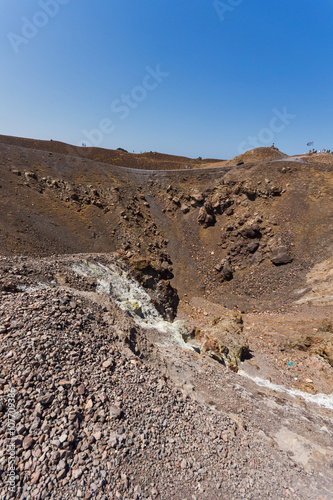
[0,0,332,159]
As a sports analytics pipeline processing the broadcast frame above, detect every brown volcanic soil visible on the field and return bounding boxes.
[1,136,333,498]
[226,146,288,165]
[0,135,223,171]
[1,137,332,307]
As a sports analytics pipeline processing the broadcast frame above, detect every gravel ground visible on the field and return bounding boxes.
[0,256,331,499]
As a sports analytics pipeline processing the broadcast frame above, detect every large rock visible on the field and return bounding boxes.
[197,311,249,371]
[240,224,260,239]
[197,201,216,228]
[153,280,179,321]
[190,190,204,204]
[240,181,256,199]
[215,259,233,281]
[247,241,259,254]
[222,260,233,281]
[271,246,293,265]
[127,258,179,321]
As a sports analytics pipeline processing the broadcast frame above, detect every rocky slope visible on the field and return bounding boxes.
[0,137,333,499]
[1,254,332,500]
[1,138,332,311]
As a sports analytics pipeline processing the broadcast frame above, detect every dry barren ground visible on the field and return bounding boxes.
[0,254,333,499]
[0,137,333,499]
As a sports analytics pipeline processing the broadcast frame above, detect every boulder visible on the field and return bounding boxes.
[197,201,216,228]
[229,240,244,256]
[271,246,293,265]
[240,224,260,239]
[247,241,259,254]
[181,203,190,214]
[215,259,233,281]
[204,200,214,215]
[153,280,179,321]
[211,193,222,210]
[198,311,249,371]
[190,191,203,204]
[241,182,256,200]
[240,227,256,239]
[269,185,282,196]
[222,261,233,281]
[128,258,179,321]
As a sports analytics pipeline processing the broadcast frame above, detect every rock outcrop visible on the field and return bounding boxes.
[194,311,249,371]
[127,258,179,321]
[281,320,333,367]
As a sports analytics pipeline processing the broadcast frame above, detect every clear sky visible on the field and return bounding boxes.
[0,0,332,159]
